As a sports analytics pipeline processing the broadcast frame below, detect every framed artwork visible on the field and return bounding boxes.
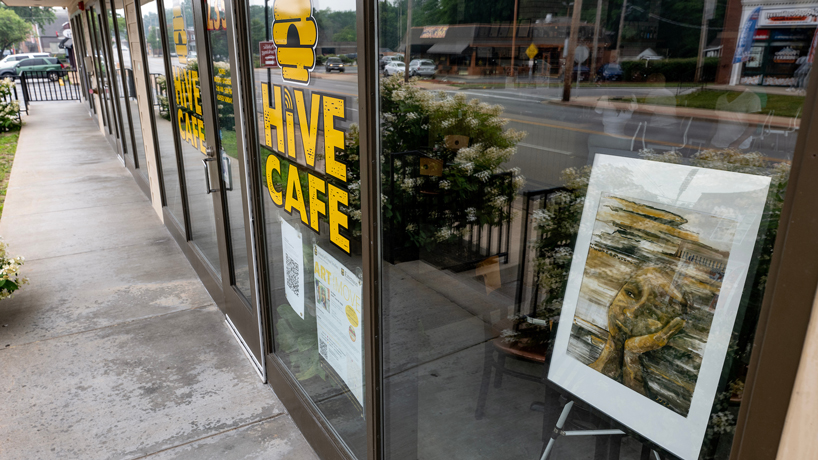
[547,154,772,460]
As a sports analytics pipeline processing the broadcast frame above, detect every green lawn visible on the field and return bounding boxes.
[613,89,804,118]
[221,129,238,159]
[0,131,20,219]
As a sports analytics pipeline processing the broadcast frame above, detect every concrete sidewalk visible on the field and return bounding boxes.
[0,102,318,460]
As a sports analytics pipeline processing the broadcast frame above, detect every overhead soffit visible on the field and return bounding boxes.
[2,0,73,8]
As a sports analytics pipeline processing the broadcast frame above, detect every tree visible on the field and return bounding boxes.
[0,9,31,57]
[2,6,55,30]
[147,26,161,55]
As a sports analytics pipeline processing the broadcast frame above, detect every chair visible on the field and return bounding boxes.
[474,187,568,421]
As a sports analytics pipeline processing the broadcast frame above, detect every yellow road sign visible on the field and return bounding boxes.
[526,43,538,59]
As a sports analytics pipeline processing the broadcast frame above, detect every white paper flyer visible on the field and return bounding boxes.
[280,218,305,318]
[313,244,364,406]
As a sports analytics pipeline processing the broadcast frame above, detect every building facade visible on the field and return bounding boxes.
[9,0,818,457]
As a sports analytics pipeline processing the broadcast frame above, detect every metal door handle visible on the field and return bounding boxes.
[202,158,219,194]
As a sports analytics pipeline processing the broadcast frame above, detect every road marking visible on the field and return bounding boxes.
[518,142,573,155]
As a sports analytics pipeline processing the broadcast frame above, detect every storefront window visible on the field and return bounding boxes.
[165,0,222,272]
[111,3,148,175]
[375,0,805,458]
[245,0,366,456]
[141,0,185,228]
[205,0,252,298]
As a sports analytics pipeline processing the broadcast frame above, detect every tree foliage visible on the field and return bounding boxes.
[0,9,31,57]
[2,6,55,30]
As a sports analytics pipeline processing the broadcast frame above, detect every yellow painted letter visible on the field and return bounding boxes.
[323,96,346,182]
[328,183,350,254]
[307,173,326,233]
[295,90,320,167]
[285,163,308,225]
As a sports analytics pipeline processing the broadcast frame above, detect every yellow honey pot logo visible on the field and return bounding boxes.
[272,0,317,85]
[172,0,188,64]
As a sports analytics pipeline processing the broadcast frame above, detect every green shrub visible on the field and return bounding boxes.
[621,57,719,82]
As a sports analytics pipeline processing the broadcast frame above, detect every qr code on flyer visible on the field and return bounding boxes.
[285,253,299,296]
[319,338,328,359]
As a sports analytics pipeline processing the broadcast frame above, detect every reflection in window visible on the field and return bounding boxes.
[245,0,366,456]
[141,0,185,228]
[377,0,805,457]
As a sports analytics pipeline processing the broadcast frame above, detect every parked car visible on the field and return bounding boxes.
[383,60,406,76]
[14,57,66,81]
[572,65,591,82]
[344,53,357,60]
[408,59,435,77]
[325,57,345,73]
[379,54,404,70]
[596,63,623,82]
[0,53,50,77]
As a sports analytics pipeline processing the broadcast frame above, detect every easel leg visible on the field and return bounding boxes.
[540,401,574,460]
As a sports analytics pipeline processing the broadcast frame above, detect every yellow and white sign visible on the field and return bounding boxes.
[272,0,318,85]
[314,245,363,406]
[526,43,538,60]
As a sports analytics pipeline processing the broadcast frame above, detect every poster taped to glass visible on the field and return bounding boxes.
[314,244,364,406]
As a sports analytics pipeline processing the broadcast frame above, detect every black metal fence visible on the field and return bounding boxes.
[149,73,169,117]
[19,69,82,103]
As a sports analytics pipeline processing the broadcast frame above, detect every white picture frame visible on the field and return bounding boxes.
[547,154,772,460]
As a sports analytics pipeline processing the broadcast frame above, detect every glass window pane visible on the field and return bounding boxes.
[245,0,366,456]
[165,0,221,272]
[205,0,252,298]
[107,1,135,165]
[112,4,148,177]
[141,0,185,227]
[377,0,805,459]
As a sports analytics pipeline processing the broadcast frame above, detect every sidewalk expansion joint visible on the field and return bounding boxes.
[0,302,216,350]
[126,413,287,459]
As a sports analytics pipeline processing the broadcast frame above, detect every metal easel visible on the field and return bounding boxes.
[540,400,662,460]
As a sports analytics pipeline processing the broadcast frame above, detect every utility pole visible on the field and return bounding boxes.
[563,0,583,101]
[510,0,520,78]
[695,0,714,82]
[404,0,413,81]
[615,0,627,62]
[591,0,603,77]
[36,25,43,53]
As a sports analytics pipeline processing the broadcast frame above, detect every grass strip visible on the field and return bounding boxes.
[0,130,20,219]
[612,89,805,118]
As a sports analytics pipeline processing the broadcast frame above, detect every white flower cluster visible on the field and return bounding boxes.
[435,226,457,242]
[0,239,28,300]
[709,412,735,434]
[639,148,682,164]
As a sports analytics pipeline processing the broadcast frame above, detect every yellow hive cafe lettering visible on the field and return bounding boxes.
[172,65,206,155]
[262,84,350,254]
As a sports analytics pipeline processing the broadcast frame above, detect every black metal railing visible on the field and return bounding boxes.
[149,73,169,117]
[384,150,513,271]
[512,186,571,320]
[19,69,82,103]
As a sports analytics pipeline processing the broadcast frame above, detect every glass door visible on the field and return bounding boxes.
[88,5,124,161]
[159,0,263,367]
[201,0,264,366]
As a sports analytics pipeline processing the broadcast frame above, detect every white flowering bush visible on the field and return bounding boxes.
[0,239,28,300]
[0,79,21,132]
[342,75,526,258]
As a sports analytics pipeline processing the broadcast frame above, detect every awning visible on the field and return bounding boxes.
[427,41,470,54]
